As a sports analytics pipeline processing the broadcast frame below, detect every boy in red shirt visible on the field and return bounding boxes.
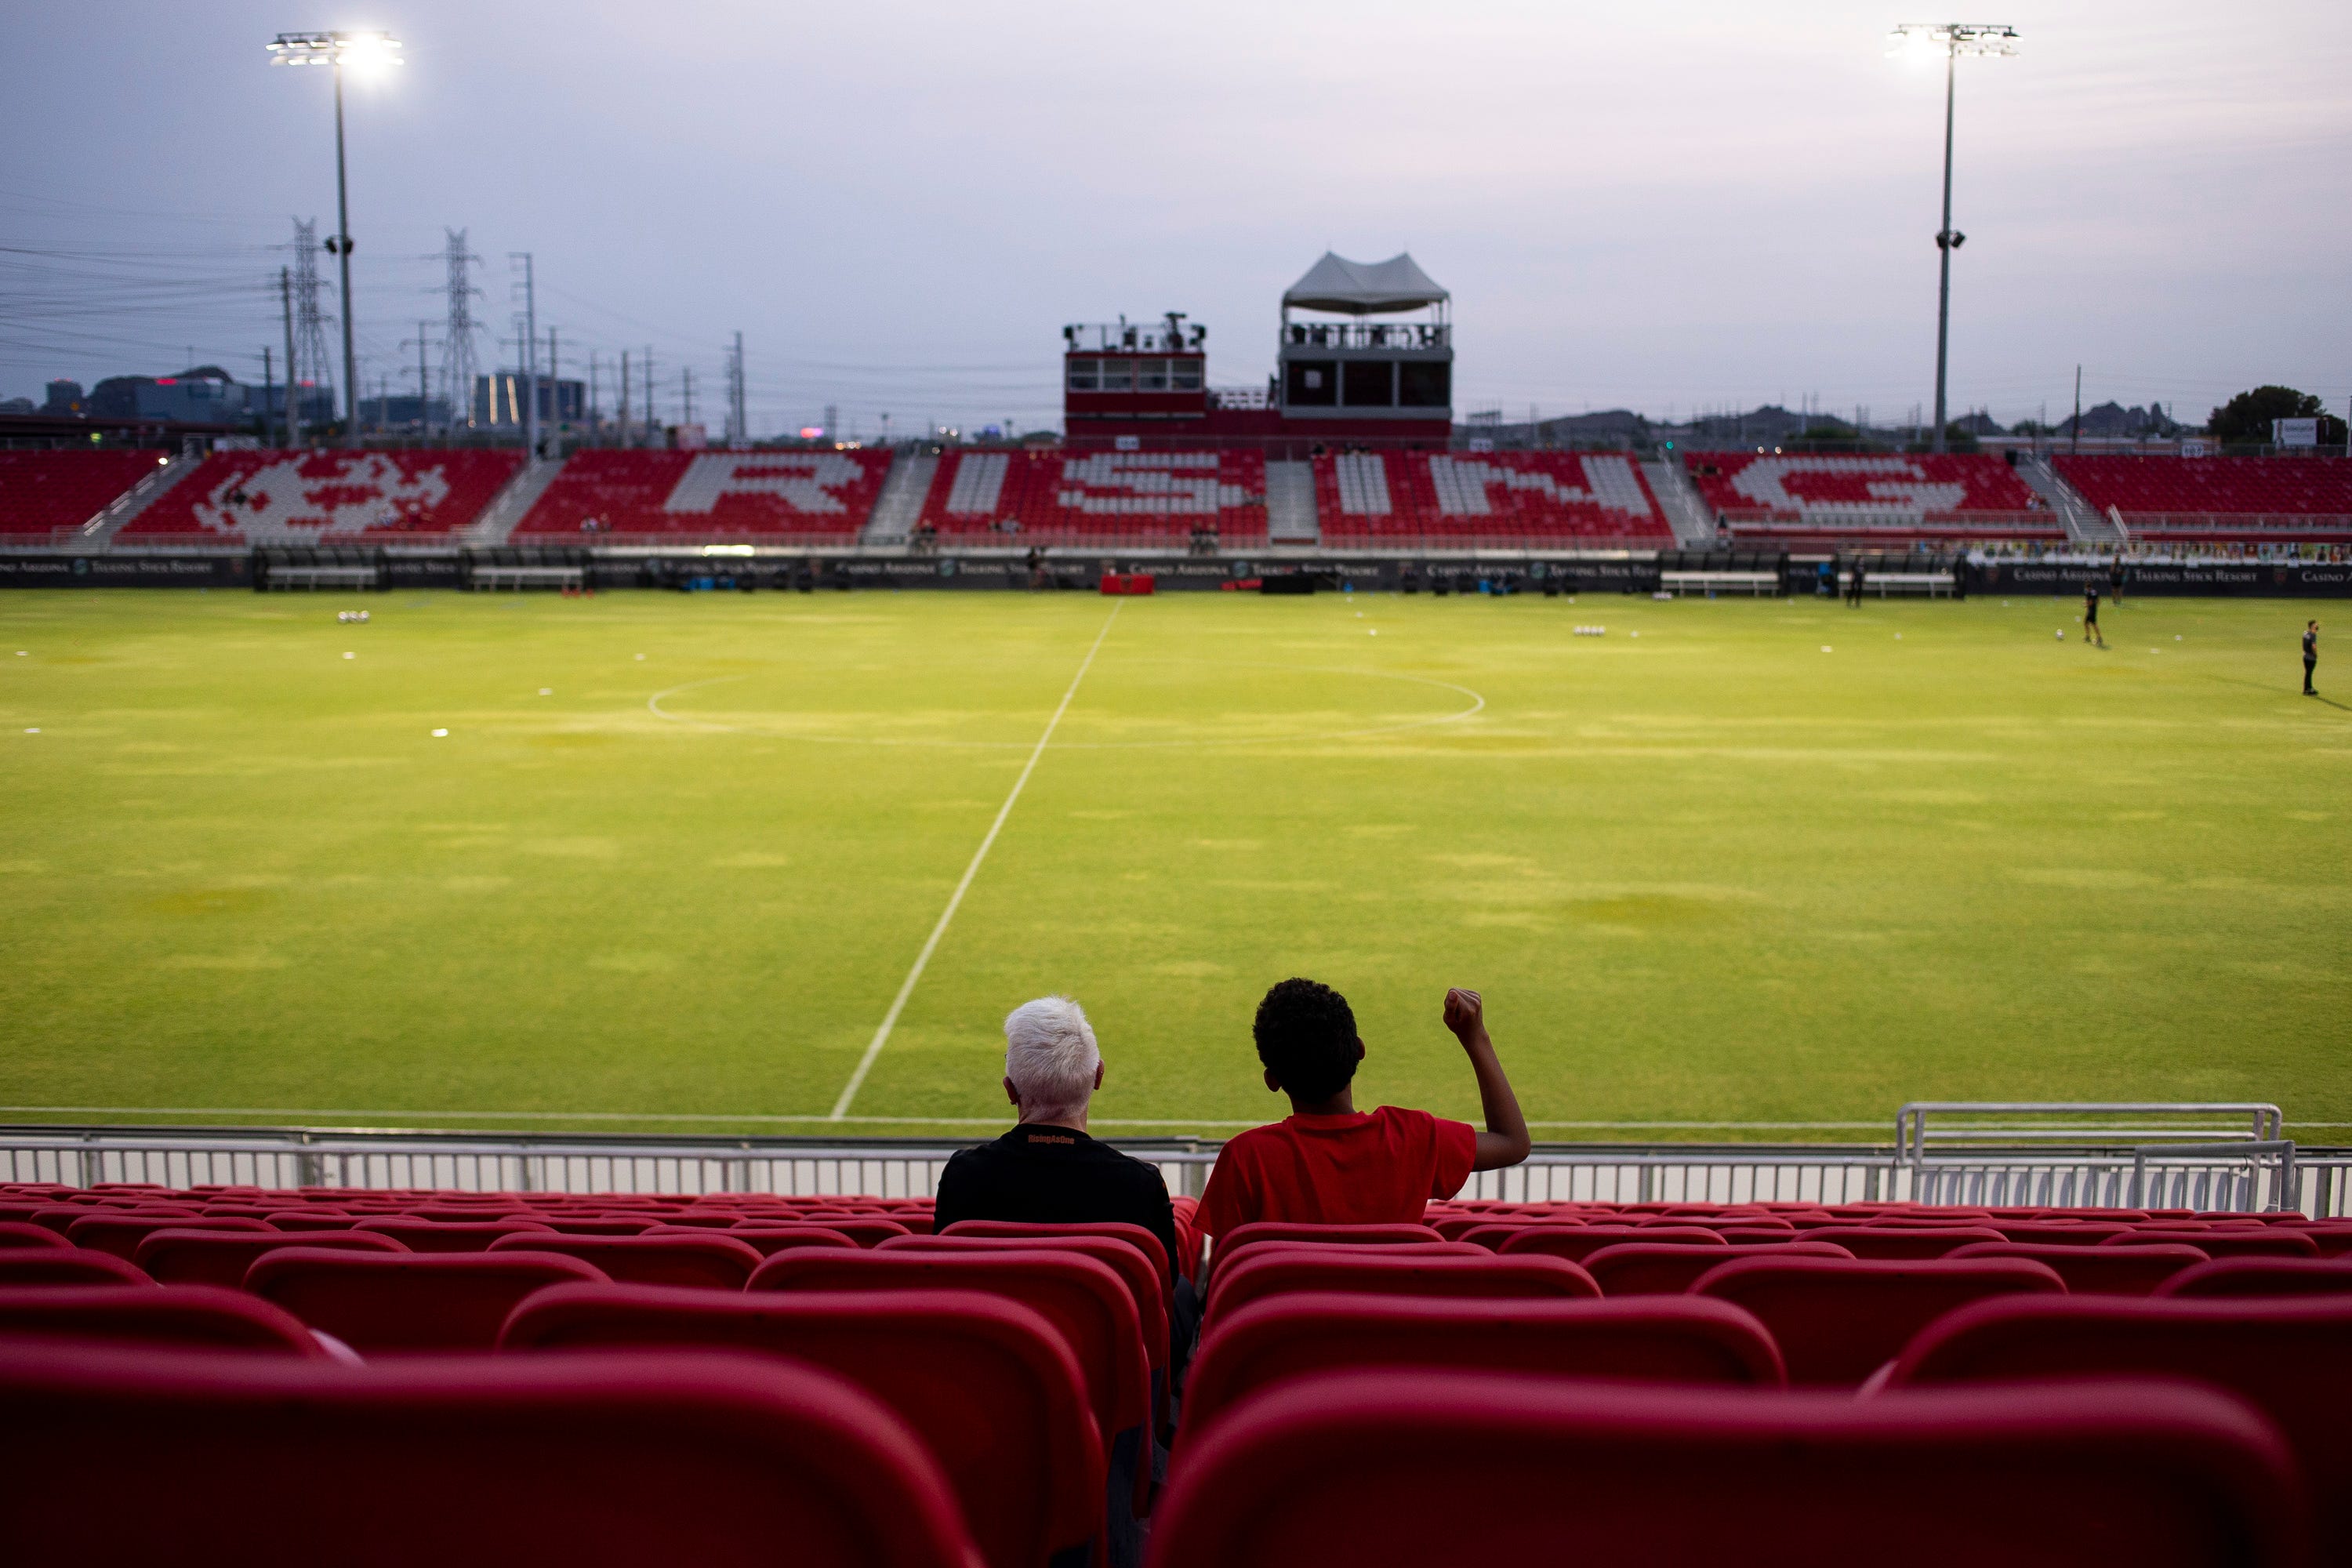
[1196,978,1531,1236]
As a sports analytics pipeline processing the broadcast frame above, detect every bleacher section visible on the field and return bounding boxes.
[1314,451,1670,544]
[7,1178,2347,1566]
[513,450,892,542]
[120,450,525,544]
[2054,455,2352,541]
[1684,452,2055,543]
[0,451,164,538]
[916,449,1268,544]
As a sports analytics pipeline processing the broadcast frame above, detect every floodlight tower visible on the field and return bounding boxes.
[1890,22,2016,454]
[268,30,403,445]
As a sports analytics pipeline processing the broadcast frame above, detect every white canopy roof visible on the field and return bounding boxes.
[1282,252,1448,316]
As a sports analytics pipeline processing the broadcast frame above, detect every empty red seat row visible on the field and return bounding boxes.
[513,448,894,540]
[1685,450,2043,528]
[121,448,524,542]
[0,449,162,536]
[2056,454,2352,536]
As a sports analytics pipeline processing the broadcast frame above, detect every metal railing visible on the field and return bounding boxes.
[3,1110,2342,1214]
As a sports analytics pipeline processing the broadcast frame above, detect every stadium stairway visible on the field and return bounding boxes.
[462,456,567,546]
[2016,456,2121,546]
[862,449,939,545]
[1264,460,1319,543]
[1643,458,1720,547]
[81,452,206,545]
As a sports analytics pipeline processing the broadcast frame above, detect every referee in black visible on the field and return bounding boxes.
[2082,577,2105,647]
[2306,620,2321,695]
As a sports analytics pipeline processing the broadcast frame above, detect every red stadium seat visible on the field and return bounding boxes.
[0,1343,982,1567]
[0,450,162,537]
[1692,1256,2065,1387]
[1182,1294,1784,1442]
[501,1283,1105,1568]
[1497,1224,1726,1263]
[64,1213,272,1261]
[1150,1370,2305,1568]
[1684,450,2054,544]
[1987,1221,2141,1247]
[2104,1228,2321,1260]
[1204,1250,1598,1323]
[249,1248,610,1352]
[940,1219,1172,1298]
[685,1224,862,1258]
[2055,454,2352,542]
[354,1217,559,1253]
[0,1250,157,1289]
[1582,1240,1856,1295]
[484,1232,763,1290]
[0,1283,325,1356]
[1795,1225,2009,1260]
[1889,1294,2352,1560]
[1947,1240,2209,1295]
[750,1247,1148,1446]
[0,1221,71,1250]
[880,1235,1168,1374]
[1209,1240,1481,1279]
[133,1226,408,1287]
[1218,1221,1443,1254]
[2156,1257,2352,1299]
[121,448,525,543]
[514,449,893,542]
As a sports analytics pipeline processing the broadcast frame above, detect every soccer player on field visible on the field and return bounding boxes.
[2082,578,2105,646]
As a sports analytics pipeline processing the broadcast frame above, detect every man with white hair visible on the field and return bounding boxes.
[931,995,1178,1279]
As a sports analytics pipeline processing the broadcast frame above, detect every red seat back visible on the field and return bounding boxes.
[1795,1225,2009,1260]
[1583,1241,1854,1295]
[353,1217,559,1254]
[0,1343,979,1567]
[1206,1251,1597,1323]
[1948,1240,2207,1296]
[2103,1229,2322,1261]
[1891,1294,2352,1560]
[1497,1225,1725,1263]
[1183,1295,1784,1442]
[1209,1239,1482,1278]
[941,1219,1172,1297]
[769,1217,911,1248]
[750,1246,1149,1442]
[687,1225,862,1258]
[64,1214,271,1261]
[1218,1221,1442,1254]
[134,1227,408,1288]
[1149,1370,2306,1567]
[249,1248,609,1352]
[880,1234,1168,1369]
[0,1283,324,1356]
[0,1221,71,1251]
[485,1232,762,1290]
[0,1250,156,1289]
[1692,1257,2065,1386]
[501,1283,1103,1568]
[2157,1257,2352,1300]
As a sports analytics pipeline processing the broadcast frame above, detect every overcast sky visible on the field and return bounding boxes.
[5,1,2347,437]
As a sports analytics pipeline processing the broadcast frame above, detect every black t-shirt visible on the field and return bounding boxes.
[933,1124,1180,1288]
[2307,630,2319,660]
[2084,586,2100,615]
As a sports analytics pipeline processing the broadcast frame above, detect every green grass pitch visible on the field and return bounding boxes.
[0,586,2343,1142]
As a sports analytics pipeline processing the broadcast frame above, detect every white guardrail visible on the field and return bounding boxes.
[1,1104,2343,1216]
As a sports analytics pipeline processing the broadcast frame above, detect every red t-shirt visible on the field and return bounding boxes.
[1196,1106,1478,1236]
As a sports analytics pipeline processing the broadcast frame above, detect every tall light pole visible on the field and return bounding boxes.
[269,31,403,446]
[1890,23,2016,454]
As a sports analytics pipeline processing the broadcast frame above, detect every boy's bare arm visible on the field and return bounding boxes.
[1444,988,1532,1171]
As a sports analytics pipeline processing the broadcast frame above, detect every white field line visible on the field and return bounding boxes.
[826,602,1124,1121]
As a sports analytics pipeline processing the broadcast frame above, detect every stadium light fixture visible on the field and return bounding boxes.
[1889,23,2017,454]
[269,31,404,445]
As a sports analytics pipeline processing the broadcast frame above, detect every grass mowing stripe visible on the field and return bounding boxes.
[826,601,1124,1120]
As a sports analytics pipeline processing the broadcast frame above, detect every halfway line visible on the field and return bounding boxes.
[827,603,1123,1120]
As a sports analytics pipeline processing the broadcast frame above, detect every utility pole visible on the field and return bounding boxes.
[619,350,631,449]
[2072,365,2082,456]
[683,365,695,431]
[400,320,434,436]
[587,351,599,441]
[511,252,537,456]
[729,330,747,448]
[279,267,301,449]
[645,346,655,445]
[262,347,275,446]
[546,326,560,435]
[438,229,482,437]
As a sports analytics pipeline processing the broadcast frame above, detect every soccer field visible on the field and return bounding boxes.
[0,586,2344,1141]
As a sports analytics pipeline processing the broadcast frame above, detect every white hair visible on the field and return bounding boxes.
[1004,995,1101,1120]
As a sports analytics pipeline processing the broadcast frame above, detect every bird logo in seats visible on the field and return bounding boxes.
[662,453,869,515]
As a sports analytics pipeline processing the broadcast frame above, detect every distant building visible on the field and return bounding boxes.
[0,397,32,416]
[358,394,455,430]
[42,380,85,416]
[473,374,586,430]
[87,367,249,424]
